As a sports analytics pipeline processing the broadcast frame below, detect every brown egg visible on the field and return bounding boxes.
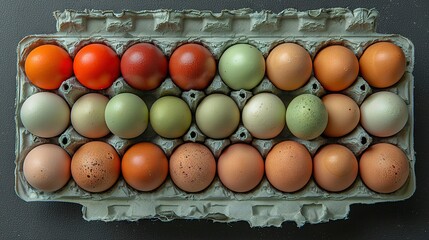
[169,143,216,193]
[23,144,71,192]
[218,143,264,193]
[71,141,121,193]
[313,144,358,192]
[266,43,313,91]
[359,143,409,193]
[313,45,359,91]
[359,42,406,88]
[322,94,360,137]
[265,141,312,192]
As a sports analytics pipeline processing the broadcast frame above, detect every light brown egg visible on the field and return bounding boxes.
[169,143,216,193]
[322,94,360,137]
[313,144,358,192]
[71,141,121,193]
[265,141,312,192]
[359,143,409,193]
[313,45,359,91]
[266,43,313,91]
[218,143,264,193]
[23,144,71,192]
[359,42,406,88]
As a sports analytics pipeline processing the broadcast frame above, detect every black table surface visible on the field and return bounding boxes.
[2,1,428,239]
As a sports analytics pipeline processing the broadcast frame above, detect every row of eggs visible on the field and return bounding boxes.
[23,140,409,195]
[20,90,408,141]
[23,41,406,93]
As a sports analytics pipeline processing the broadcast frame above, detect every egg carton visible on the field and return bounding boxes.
[15,8,415,227]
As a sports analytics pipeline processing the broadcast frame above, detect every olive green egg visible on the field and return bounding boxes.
[150,96,192,138]
[105,93,148,139]
[286,94,328,140]
[218,44,265,90]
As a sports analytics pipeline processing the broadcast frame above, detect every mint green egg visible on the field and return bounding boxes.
[105,93,148,139]
[218,44,265,90]
[286,94,328,140]
[150,96,192,138]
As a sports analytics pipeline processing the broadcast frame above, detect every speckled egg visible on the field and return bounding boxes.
[71,141,121,193]
[286,94,328,140]
[169,143,216,193]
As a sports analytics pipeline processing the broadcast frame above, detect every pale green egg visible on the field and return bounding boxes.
[105,93,148,139]
[218,44,265,90]
[150,96,192,138]
[286,94,328,140]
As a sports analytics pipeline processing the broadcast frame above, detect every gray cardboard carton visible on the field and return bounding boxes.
[15,8,415,227]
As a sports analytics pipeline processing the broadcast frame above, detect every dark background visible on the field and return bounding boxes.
[1,0,428,239]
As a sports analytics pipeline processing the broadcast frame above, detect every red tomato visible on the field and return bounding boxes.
[121,43,168,90]
[169,43,216,90]
[73,44,120,90]
[24,44,73,90]
[122,142,168,191]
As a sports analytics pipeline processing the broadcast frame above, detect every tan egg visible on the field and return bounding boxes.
[359,143,409,193]
[23,144,71,192]
[71,141,121,193]
[218,143,264,193]
[266,43,313,91]
[314,45,359,91]
[313,144,358,192]
[322,94,360,137]
[265,141,312,192]
[359,42,406,88]
[169,143,216,193]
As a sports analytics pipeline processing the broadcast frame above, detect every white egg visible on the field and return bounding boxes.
[242,93,285,139]
[360,91,408,137]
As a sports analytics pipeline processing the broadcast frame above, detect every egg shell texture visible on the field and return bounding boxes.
[71,141,121,193]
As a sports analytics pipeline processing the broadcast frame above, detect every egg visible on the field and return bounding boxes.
[313,144,358,192]
[104,93,149,139]
[20,92,70,138]
[122,142,168,191]
[359,143,409,193]
[120,43,168,91]
[313,45,359,91]
[360,91,408,137]
[322,94,360,137]
[195,94,240,139]
[23,144,71,192]
[71,93,110,138]
[286,94,328,140]
[265,141,312,192]
[71,141,121,193]
[169,43,216,90]
[150,96,192,138]
[242,93,285,139]
[24,44,73,90]
[359,42,406,88]
[218,44,265,90]
[266,43,313,91]
[169,143,216,192]
[217,143,264,192]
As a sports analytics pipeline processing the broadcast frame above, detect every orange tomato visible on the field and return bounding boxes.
[169,43,216,90]
[121,142,168,191]
[24,44,73,90]
[73,44,120,90]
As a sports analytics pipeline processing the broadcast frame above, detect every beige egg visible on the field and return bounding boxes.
[313,144,358,192]
[359,143,409,193]
[265,141,312,192]
[169,143,216,193]
[322,94,360,137]
[23,144,71,192]
[218,143,264,193]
